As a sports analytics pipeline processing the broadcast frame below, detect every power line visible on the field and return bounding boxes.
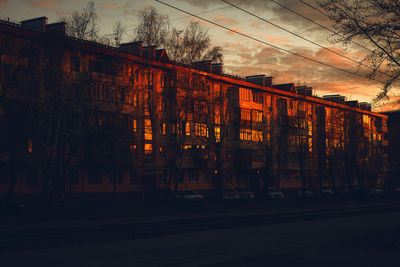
[170,6,231,22]
[155,0,387,85]
[298,0,330,18]
[222,0,391,78]
[270,0,373,53]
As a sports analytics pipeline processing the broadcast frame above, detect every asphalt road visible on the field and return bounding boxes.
[2,201,400,266]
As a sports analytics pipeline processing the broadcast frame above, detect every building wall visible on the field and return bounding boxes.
[0,18,389,199]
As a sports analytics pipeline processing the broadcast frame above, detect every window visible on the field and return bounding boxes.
[239,88,251,101]
[253,93,263,104]
[132,119,137,133]
[161,99,167,112]
[161,122,166,135]
[161,74,169,87]
[189,171,199,183]
[26,139,33,153]
[70,56,80,72]
[126,93,138,107]
[252,110,263,123]
[195,123,208,137]
[144,119,152,140]
[241,109,251,121]
[363,115,371,125]
[240,128,252,141]
[214,109,221,124]
[159,146,166,157]
[252,130,263,142]
[159,172,167,184]
[185,122,191,136]
[144,143,152,155]
[266,95,272,107]
[130,170,138,184]
[130,144,138,155]
[108,173,122,184]
[214,126,221,143]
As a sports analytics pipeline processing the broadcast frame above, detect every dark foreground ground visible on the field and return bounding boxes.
[1,198,400,266]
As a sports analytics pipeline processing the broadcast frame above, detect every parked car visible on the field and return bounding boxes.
[236,188,255,200]
[319,187,335,199]
[222,188,240,201]
[369,186,385,197]
[264,187,285,200]
[174,190,205,203]
[294,188,314,199]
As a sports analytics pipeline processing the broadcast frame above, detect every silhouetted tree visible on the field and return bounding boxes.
[319,0,400,105]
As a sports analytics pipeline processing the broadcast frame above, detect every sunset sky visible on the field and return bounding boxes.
[1,0,398,111]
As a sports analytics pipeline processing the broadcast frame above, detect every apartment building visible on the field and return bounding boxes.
[0,17,389,200]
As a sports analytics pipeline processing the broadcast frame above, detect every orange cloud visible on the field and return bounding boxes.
[0,0,9,7]
[32,1,58,8]
[104,3,118,9]
[212,14,239,26]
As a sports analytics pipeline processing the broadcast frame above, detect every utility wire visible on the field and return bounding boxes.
[222,0,391,78]
[298,0,331,18]
[155,0,387,85]
[270,0,372,53]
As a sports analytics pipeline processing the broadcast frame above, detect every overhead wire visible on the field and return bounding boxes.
[270,0,373,53]
[155,0,388,85]
[222,0,391,78]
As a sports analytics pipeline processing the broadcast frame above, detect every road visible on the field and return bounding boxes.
[2,201,400,266]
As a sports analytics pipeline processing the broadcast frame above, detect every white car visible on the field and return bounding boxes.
[265,187,285,199]
[175,190,205,202]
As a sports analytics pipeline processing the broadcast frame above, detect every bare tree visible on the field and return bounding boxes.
[112,20,127,47]
[135,7,223,64]
[135,6,170,47]
[65,1,99,40]
[318,0,400,105]
[166,21,223,64]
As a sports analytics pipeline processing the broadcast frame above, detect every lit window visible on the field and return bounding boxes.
[240,128,252,141]
[252,130,263,142]
[185,122,191,136]
[195,123,208,137]
[214,109,220,124]
[161,122,166,135]
[26,139,33,153]
[241,109,251,121]
[130,144,137,155]
[133,119,137,133]
[144,119,152,140]
[214,126,221,143]
[239,88,251,101]
[252,110,263,123]
[144,143,152,155]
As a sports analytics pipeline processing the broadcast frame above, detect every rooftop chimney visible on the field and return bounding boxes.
[46,22,66,36]
[323,94,346,104]
[119,41,143,56]
[245,75,272,87]
[345,100,359,108]
[20,16,47,32]
[296,85,313,96]
[142,46,157,59]
[192,61,212,73]
[212,63,223,75]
